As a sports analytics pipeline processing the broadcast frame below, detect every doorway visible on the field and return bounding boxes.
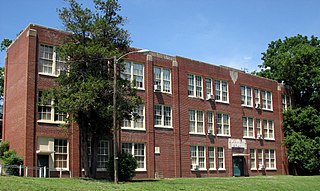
[37,155,49,177]
[233,156,244,176]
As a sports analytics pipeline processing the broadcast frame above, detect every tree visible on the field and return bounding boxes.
[0,38,12,52]
[50,0,141,179]
[257,35,320,175]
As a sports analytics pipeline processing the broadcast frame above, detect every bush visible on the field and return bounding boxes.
[0,141,9,158]
[108,152,137,181]
[2,150,23,176]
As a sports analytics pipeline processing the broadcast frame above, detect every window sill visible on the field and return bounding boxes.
[191,169,207,171]
[188,95,204,100]
[209,168,217,171]
[262,108,273,112]
[218,168,226,171]
[217,134,231,138]
[37,120,66,125]
[135,169,147,172]
[39,72,59,77]
[121,127,146,131]
[155,126,173,129]
[189,132,206,136]
[154,91,172,95]
[266,168,277,171]
[215,100,229,104]
[52,168,69,171]
[264,138,275,141]
[250,168,257,171]
[97,168,107,172]
[243,136,256,140]
[241,104,253,108]
[136,88,145,91]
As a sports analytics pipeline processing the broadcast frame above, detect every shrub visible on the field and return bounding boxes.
[108,152,137,181]
[0,141,9,158]
[2,150,23,176]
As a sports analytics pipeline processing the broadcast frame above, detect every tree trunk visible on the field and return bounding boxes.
[79,114,89,177]
[90,132,99,179]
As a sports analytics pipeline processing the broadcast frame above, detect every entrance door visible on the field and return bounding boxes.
[37,155,49,177]
[233,156,244,176]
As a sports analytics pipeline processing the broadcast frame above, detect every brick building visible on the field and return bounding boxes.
[3,24,290,178]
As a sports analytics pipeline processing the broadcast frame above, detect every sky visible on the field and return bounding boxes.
[1,0,320,71]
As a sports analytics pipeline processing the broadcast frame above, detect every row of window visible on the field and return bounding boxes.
[191,146,276,171]
[39,44,277,112]
[54,139,276,172]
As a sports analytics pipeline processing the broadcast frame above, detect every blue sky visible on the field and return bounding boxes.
[1,0,320,71]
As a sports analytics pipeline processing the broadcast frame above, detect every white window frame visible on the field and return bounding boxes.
[205,78,213,99]
[258,149,264,170]
[207,111,214,135]
[282,95,291,111]
[242,117,255,138]
[250,149,257,170]
[189,110,204,134]
[215,80,229,103]
[188,74,203,98]
[54,139,68,170]
[154,66,171,93]
[216,113,230,136]
[121,104,145,130]
[256,119,262,138]
[241,85,253,107]
[263,120,275,140]
[88,140,110,171]
[121,61,144,90]
[262,90,273,111]
[39,44,65,77]
[217,147,225,170]
[190,145,206,170]
[208,146,216,170]
[38,91,66,124]
[122,142,146,171]
[265,149,276,170]
[154,105,172,128]
[254,89,261,108]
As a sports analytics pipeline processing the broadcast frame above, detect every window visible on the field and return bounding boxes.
[54,139,68,169]
[241,85,253,106]
[262,90,273,110]
[215,80,228,103]
[254,89,261,108]
[188,74,203,98]
[154,67,171,93]
[121,61,144,89]
[189,110,204,134]
[122,143,146,171]
[207,111,214,134]
[38,91,66,123]
[208,147,215,170]
[217,147,225,170]
[39,44,65,76]
[154,105,172,128]
[263,120,274,140]
[256,119,262,137]
[265,149,276,169]
[282,95,291,111]
[122,105,145,130]
[190,146,206,170]
[205,78,212,99]
[243,117,254,138]
[216,113,230,136]
[258,149,264,169]
[88,140,109,170]
[250,149,256,169]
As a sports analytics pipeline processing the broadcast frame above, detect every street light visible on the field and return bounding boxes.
[113,49,149,184]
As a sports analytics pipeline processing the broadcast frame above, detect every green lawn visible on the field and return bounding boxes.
[0,175,319,191]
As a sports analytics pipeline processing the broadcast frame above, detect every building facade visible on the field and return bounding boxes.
[3,24,289,178]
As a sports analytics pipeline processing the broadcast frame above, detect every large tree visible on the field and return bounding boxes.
[257,35,320,175]
[49,0,141,178]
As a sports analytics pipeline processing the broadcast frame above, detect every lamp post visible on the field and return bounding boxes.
[113,49,149,184]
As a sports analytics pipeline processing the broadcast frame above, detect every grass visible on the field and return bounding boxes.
[0,175,319,191]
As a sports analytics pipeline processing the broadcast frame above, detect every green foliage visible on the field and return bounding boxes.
[258,35,320,175]
[50,0,141,178]
[0,38,12,51]
[0,140,9,158]
[108,152,138,181]
[2,150,23,176]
